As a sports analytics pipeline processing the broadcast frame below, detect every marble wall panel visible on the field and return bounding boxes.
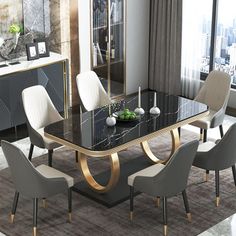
[23,0,50,35]
[0,0,23,40]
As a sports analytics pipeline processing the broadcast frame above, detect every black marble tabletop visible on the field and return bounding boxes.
[45,91,208,152]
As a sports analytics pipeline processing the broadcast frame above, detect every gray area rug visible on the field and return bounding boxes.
[0,128,236,236]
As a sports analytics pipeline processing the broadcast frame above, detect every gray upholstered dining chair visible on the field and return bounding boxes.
[191,70,231,142]
[1,140,74,236]
[76,70,111,111]
[128,140,199,236]
[22,85,63,166]
[193,122,236,207]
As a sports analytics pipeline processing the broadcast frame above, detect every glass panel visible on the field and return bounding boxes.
[110,0,124,97]
[214,0,236,85]
[199,0,213,74]
[92,0,108,67]
[91,0,124,98]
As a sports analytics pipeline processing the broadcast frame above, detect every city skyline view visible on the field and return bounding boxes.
[200,0,236,85]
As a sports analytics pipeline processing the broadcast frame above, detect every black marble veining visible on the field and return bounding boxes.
[45,91,208,152]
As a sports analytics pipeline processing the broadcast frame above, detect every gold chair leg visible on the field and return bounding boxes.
[205,173,209,182]
[33,227,37,236]
[200,132,203,141]
[163,225,168,236]
[68,213,72,223]
[216,197,220,207]
[129,211,133,221]
[10,214,15,223]
[187,213,192,222]
[42,199,47,208]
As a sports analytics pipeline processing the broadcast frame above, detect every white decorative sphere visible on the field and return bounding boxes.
[106,116,116,126]
[149,107,161,115]
[134,107,145,115]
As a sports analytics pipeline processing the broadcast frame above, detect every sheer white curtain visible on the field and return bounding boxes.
[181,0,205,99]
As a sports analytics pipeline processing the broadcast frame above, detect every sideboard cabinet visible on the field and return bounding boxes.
[0,52,69,131]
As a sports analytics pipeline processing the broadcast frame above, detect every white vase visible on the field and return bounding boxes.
[13,32,20,50]
[106,116,116,127]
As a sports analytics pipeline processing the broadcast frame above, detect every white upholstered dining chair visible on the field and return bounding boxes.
[76,71,111,111]
[191,70,231,142]
[22,85,63,166]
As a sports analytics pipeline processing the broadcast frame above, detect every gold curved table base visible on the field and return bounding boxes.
[78,152,120,193]
[141,128,180,163]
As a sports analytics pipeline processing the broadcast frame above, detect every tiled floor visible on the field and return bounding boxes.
[198,214,236,236]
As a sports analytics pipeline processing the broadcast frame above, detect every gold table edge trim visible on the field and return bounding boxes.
[45,111,208,157]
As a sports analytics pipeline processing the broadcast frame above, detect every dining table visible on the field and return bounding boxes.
[44,90,208,194]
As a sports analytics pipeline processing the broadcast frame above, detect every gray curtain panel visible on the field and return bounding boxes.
[149,0,182,96]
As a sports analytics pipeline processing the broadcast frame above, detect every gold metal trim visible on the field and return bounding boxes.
[170,129,180,157]
[187,213,192,222]
[77,152,120,193]
[68,213,72,223]
[123,0,126,95]
[0,58,67,77]
[156,197,160,207]
[10,214,14,223]
[141,128,180,163]
[141,141,163,163]
[164,225,168,236]
[107,0,111,98]
[63,60,69,119]
[200,132,203,141]
[129,211,133,220]
[216,197,220,207]
[45,111,209,158]
[42,199,47,208]
[33,227,37,236]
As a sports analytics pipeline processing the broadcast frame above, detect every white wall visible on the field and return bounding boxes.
[125,0,150,95]
[78,0,91,73]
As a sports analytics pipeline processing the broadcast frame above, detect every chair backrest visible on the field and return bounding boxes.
[76,71,111,111]
[194,70,231,111]
[203,122,236,170]
[1,140,67,198]
[134,140,199,197]
[22,85,63,130]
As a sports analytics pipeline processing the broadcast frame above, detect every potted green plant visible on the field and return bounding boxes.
[9,23,23,50]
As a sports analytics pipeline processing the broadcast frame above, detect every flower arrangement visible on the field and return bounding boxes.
[9,23,23,34]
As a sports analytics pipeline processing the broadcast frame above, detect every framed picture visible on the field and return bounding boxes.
[34,39,49,57]
[26,43,39,61]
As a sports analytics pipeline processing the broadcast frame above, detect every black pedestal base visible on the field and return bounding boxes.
[73,156,151,208]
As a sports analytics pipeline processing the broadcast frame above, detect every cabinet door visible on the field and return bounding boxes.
[0,62,65,131]
[91,0,125,98]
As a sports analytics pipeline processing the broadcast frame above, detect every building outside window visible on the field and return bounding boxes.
[200,0,236,87]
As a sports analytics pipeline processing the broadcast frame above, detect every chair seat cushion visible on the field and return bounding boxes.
[191,109,216,129]
[193,142,216,170]
[36,164,74,187]
[37,128,61,150]
[128,163,165,186]
[197,141,216,152]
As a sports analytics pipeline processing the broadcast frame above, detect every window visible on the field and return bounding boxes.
[200,0,236,87]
